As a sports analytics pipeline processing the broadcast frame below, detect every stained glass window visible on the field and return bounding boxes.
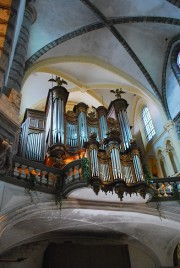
[142,106,156,141]
[177,52,180,69]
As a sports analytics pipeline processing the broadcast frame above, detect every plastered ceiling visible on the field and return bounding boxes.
[21,0,180,118]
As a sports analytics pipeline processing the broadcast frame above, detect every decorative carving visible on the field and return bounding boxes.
[65,110,78,123]
[87,106,97,119]
[110,88,126,99]
[98,149,108,162]
[45,144,86,169]
[73,102,88,114]
[48,76,67,87]
[89,132,97,141]
[107,117,119,128]
[0,135,12,174]
[8,89,21,112]
[121,153,133,165]
[106,127,120,139]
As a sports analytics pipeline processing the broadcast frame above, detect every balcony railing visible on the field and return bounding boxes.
[150,177,180,201]
[4,155,88,196]
[0,155,179,202]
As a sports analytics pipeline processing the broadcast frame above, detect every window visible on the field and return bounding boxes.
[177,51,180,69]
[141,106,155,141]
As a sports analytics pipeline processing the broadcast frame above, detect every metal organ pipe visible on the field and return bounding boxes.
[78,112,88,147]
[25,131,44,161]
[99,115,108,140]
[114,147,121,178]
[66,123,78,147]
[110,148,121,180]
[61,99,64,144]
[133,155,144,181]
[121,111,129,148]
[122,110,132,141]
[88,126,99,141]
[50,85,69,146]
[90,148,99,177]
[118,112,128,150]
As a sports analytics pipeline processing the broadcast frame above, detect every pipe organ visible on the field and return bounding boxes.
[18,81,147,200]
[19,109,46,161]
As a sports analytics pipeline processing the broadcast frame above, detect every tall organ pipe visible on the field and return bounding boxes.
[97,106,108,145]
[108,98,132,151]
[74,103,88,148]
[50,86,69,146]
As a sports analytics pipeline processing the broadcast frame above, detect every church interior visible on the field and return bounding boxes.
[0,0,180,267]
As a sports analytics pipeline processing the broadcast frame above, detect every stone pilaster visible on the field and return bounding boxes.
[164,120,180,170]
[156,160,164,178]
[162,149,175,176]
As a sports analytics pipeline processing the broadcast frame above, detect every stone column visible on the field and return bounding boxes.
[164,120,180,170]
[162,149,175,176]
[6,2,36,91]
[156,160,164,178]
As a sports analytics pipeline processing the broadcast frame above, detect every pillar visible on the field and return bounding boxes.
[164,120,180,170]
[156,160,164,178]
[162,149,175,176]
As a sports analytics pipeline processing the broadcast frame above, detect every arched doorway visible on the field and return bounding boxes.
[42,243,132,268]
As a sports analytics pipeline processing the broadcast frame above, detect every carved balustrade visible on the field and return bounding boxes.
[10,155,87,196]
[150,177,180,200]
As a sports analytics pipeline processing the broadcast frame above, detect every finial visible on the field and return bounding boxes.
[48,76,68,86]
[110,88,125,99]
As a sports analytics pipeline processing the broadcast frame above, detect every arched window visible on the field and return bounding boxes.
[177,51,180,69]
[141,106,156,141]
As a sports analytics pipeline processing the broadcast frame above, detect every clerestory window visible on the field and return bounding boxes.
[141,106,156,141]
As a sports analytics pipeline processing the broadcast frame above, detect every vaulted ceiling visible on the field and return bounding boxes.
[22,0,180,118]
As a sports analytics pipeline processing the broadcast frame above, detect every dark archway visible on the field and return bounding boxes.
[173,243,180,267]
[42,243,131,268]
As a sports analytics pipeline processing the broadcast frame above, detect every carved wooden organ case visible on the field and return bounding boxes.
[18,85,146,199]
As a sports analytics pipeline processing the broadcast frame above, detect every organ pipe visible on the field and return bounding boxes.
[96,106,108,145]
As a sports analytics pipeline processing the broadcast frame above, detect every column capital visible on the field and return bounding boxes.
[162,149,170,156]
[163,120,174,132]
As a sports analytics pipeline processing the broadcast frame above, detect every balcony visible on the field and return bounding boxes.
[0,155,179,204]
